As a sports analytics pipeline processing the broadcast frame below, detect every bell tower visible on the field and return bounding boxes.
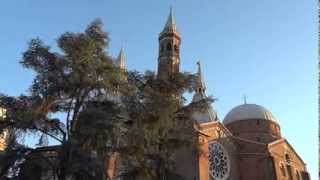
[157,8,181,80]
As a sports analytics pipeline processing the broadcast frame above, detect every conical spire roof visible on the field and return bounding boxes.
[116,48,125,69]
[192,61,218,123]
[196,61,206,93]
[192,61,207,102]
[161,7,178,33]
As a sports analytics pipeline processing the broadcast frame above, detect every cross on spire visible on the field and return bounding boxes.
[243,95,247,104]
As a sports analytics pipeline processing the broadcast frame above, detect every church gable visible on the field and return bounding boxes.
[196,121,240,180]
[198,121,237,160]
[268,138,306,168]
[268,138,309,180]
[197,121,232,141]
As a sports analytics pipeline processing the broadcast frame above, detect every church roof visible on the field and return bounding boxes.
[116,48,125,69]
[161,8,178,34]
[223,104,278,125]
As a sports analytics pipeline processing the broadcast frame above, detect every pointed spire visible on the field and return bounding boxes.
[192,60,207,102]
[196,60,206,93]
[116,48,125,69]
[162,7,177,33]
[192,61,219,123]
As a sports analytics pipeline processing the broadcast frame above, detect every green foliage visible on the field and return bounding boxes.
[0,18,212,180]
[113,71,211,179]
[0,18,122,180]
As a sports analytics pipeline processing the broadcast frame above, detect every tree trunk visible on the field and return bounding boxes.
[155,157,166,180]
[58,143,70,180]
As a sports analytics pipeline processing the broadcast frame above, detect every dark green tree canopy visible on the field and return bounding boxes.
[0,18,213,180]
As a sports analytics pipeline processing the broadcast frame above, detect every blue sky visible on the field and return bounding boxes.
[0,0,317,179]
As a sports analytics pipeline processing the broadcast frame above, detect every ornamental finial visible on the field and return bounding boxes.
[243,95,247,104]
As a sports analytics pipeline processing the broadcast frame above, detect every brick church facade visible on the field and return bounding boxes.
[107,9,310,180]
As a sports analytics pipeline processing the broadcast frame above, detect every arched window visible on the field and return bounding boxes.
[166,43,172,51]
[160,45,164,52]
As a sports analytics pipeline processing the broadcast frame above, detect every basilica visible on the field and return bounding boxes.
[0,9,311,180]
[107,9,311,180]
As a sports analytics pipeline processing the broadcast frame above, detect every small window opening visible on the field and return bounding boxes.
[166,43,172,51]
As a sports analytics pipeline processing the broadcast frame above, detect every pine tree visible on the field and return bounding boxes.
[0,19,212,180]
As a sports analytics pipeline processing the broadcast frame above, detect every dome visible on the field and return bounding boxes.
[192,107,218,123]
[191,93,219,123]
[223,104,277,125]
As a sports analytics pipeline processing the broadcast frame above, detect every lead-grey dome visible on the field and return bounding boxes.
[223,104,277,125]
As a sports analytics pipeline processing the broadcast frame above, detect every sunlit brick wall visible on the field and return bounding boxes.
[0,107,7,151]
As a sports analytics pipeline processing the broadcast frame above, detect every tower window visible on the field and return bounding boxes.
[174,44,179,52]
[256,120,260,125]
[166,43,172,51]
[161,45,164,52]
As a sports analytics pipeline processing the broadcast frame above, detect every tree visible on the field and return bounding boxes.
[0,19,212,180]
[0,18,123,180]
[109,70,212,180]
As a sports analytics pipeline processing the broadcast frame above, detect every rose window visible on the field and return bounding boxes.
[208,142,230,180]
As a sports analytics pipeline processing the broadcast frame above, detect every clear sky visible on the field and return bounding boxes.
[0,0,317,179]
